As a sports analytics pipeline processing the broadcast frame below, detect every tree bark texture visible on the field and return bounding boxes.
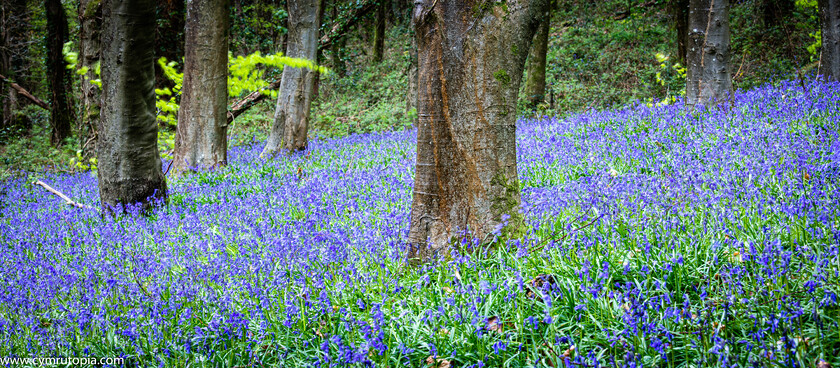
[820,0,840,81]
[173,0,230,173]
[78,0,101,160]
[373,0,386,63]
[46,0,72,146]
[686,0,732,107]
[406,31,417,113]
[670,0,689,63]
[408,0,549,261]
[262,0,322,155]
[524,4,550,108]
[98,0,168,211]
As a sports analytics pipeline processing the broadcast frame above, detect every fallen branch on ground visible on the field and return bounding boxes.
[32,180,94,209]
[0,74,49,110]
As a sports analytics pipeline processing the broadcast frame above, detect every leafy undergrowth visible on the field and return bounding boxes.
[1,80,839,367]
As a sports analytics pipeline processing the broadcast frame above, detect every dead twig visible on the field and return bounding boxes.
[529,213,605,254]
[32,180,95,209]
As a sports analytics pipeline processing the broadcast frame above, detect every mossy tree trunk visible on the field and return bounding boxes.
[78,0,101,160]
[46,0,73,146]
[98,0,167,211]
[408,0,549,261]
[172,0,230,174]
[686,0,732,107]
[523,1,551,109]
[262,0,322,155]
[820,0,840,81]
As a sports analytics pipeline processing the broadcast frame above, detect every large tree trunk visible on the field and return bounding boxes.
[407,0,548,261]
[46,0,72,146]
[372,0,386,63]
[523,3,551,109]
[98,0,168,211]
[670,0,689,64]
[262,0,322,156]
[820,0,840,81]
[173,0,229,173]
[686,0,732,107]
[78,0,101,160]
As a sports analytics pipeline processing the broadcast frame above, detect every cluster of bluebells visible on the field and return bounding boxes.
[0,79,838,367]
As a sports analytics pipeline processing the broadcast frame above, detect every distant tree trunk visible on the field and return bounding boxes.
[46,0,72,146]
[330,1,346,76]
[761,0,794,30]
[408,0,549,261]
[373,0,386,62]
[670,0,689,63]
[686,0,732,107]
[173,0,229,173]
[262,0,322,155]
[820,0,840,81]
[99,0,168,211]
[524,3,551,109]
[155,0,186,88]
[78,0,101,160]
[0,0,18,128]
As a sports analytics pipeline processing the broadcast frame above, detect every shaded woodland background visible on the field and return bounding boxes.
[0,0,822,175]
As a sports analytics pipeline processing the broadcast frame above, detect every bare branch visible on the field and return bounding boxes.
[0,74,49,110]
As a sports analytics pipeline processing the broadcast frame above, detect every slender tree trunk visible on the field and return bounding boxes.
[46,0,72,146]
[2,0,33,131]
[330,1,346,77]
[1,1,14,129]
[408,0,549,261]
[373,0,386,63]
[262,0,322,155]
[173,0,230,173]
[155,0,186,88]
[670,0,689,64]
[686,0,732,107]
[762,0,794,30]
[99,0,168,211]
[524,3,551,109]
[78,0,101,160]
[820,0,840,81]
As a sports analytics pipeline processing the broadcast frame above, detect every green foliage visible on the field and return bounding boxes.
[536,0,819,115]
[230,2,287,55]
[155,58,183,127]
[228,52,328,98]
[154,52,327,127]
[313,25,416,138]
